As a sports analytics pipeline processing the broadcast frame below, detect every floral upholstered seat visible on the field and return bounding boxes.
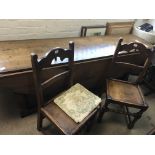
[54,83,101,123]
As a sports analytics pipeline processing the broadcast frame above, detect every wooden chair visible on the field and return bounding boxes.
[105,22,134,35]
[80,25,106,37]
[31,41,101,134]
[98,38,151,129]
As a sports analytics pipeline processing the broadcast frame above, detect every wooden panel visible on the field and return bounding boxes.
[105,22,134,35]
[107,79,145,107]
[41,101,99,134]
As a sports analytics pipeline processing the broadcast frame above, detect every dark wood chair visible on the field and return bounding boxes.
[31,41,101,134]
[98,38,151,129]
[105,22,134,35]
[80,25,106,37]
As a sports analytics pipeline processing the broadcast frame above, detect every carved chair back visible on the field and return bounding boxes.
[111,38,151,84]
[31,41,74,109]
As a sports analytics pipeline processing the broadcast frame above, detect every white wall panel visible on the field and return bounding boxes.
[0,19,133,41]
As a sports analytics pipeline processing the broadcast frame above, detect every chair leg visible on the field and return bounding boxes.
[123,106,132,128]
[97,100,109,122]
[37,112,44,131]
[86,114,96,133]
[127,109,146,129]
[147,127,155,135]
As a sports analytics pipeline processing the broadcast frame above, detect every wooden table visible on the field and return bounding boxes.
[0,34,152,116]
[0,34,151,73]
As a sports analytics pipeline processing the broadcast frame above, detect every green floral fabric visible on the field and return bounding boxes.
[54,83,101,123]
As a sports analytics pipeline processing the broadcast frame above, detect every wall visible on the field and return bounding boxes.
[0,19,134,41]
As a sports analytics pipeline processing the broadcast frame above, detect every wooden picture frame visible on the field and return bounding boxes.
[80,25,106,37]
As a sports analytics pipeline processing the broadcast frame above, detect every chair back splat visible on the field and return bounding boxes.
[109,38,151,84]
[31,41,74,109]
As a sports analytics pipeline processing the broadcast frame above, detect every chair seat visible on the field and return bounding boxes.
[107,79,148,108]
[54,83,101,123]
[41,102,99,135]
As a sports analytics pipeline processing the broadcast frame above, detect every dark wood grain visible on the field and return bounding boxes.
[0,35,152,73]
[107,79,147,108]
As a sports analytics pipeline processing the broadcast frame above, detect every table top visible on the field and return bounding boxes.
[0,34,152,73]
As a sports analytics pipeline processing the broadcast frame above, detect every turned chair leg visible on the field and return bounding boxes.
[97,100,109,122]
[37,112,44,131]
[86,115,96,133]
[127,109,146,129]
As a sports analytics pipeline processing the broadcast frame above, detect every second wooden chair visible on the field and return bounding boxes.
[98,38,151,129]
